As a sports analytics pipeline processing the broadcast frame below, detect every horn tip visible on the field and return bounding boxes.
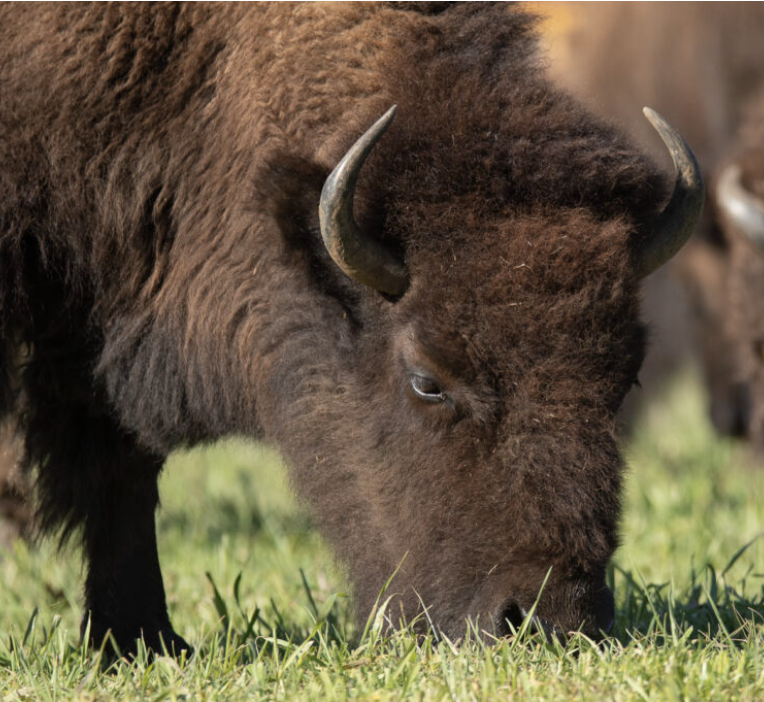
[642,106,665,129]
[382,104,398,125]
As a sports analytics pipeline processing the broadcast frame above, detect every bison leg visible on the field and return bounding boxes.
[13,273,188,655]
[80,445,190,657]
[25,380,189,656]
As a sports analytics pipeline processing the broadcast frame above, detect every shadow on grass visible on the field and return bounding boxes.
[612,536,764,648]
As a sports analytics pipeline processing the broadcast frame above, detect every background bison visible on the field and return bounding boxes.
[0,3,702,652]
[542,2,764,437]
[715,92,764,451]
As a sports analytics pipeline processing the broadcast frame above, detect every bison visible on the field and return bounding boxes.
[715,92,764,450]
[0,3,703,653]
[543,2,764,437]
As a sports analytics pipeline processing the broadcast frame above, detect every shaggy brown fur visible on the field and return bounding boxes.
[715,92,764,450]
[0,3,671,651]
[546,2,764,436]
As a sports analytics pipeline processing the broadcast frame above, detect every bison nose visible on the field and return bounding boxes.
[710,381,750,438]
[493,603,563,640]
[494,581,615,641]
[494,601,527,636]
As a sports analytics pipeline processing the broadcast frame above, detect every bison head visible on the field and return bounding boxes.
[283,105,703,641]
[715,159,764,450]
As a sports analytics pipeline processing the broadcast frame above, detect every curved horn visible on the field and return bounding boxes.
[639,107,705,278]
[716,164,764,253]
[319,106,409,296]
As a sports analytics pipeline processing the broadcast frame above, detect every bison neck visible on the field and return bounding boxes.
[95,263,357,457]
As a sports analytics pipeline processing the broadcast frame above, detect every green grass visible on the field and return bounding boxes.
[1,370,764,700]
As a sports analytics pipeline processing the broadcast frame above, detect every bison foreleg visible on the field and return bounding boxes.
[25,364,189,657]
[80,448,190,658]
[14,273,190,656]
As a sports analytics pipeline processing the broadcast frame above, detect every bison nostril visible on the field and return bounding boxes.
[495,602,526,636]
[495,602,557,638]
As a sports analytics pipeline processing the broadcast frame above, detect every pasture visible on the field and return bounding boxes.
[1,368,763,701]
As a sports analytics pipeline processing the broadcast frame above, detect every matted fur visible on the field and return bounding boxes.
[0,3,669,648]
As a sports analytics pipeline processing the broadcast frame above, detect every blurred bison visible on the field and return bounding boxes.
[715,92,764,450]
[543,2,764,435]
[0,3,702,652]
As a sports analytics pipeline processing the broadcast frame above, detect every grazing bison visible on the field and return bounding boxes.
[0,3,703,652]
[715,92,764,450]
[543,2,764,436]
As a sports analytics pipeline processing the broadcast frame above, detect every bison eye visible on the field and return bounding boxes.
[409,373,446,403]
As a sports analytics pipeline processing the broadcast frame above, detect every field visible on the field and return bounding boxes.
[1,369,763,701]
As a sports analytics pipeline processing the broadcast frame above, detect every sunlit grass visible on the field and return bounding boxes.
[1,369,763,700]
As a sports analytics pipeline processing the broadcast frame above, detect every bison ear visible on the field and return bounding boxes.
[716,164,764,253]
[638,108,705,278]
[319,106,410,296]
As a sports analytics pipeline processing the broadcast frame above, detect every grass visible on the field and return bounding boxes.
[1,369,763,700]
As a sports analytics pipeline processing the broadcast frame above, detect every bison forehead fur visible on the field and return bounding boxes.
[0,2,670,648]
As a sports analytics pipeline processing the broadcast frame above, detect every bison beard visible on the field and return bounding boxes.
[0,3,702,654]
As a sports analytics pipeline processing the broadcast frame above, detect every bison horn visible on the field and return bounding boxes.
[716,164,764,253]
[319,106,410,296]
[639,107,705,278]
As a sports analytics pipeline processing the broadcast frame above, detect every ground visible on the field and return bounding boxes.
[1,368,763,701]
